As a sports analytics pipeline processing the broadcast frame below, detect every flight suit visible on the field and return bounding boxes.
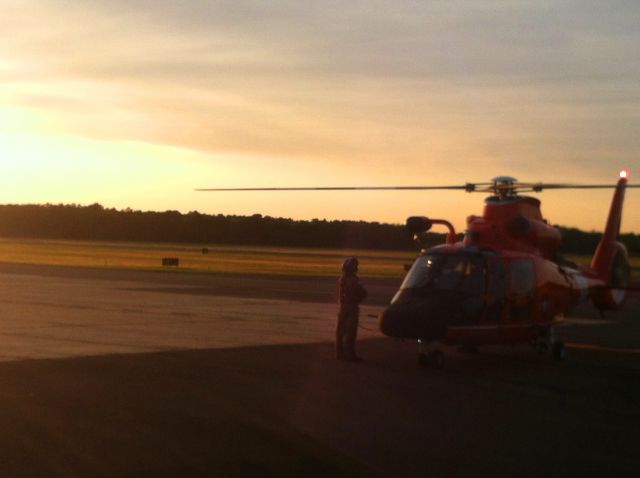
[336,273,367,360]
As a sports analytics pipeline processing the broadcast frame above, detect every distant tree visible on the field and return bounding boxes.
[0,203,637,254]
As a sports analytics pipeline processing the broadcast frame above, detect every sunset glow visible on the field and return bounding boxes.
[1,1,639,232]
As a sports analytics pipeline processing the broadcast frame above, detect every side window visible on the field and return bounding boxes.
[509,260,534,298]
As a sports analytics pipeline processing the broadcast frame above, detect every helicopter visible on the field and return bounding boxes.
[197,171,639,367]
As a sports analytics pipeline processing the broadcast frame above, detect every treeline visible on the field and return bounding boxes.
[0,204,416,250]
[557,227,640,255]
[0,203,638,254]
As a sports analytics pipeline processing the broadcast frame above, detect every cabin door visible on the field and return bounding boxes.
[485,258,507,323]
[507,259,535,321]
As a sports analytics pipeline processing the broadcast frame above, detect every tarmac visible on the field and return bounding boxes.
[0,262,638,477]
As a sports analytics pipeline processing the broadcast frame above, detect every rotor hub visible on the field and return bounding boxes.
[491,176,518,199]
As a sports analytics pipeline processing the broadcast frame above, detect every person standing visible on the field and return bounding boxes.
[336,257,367,362]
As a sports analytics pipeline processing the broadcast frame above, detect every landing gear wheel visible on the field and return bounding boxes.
[418,350,445,368]
[418,353,429,368]
[428,350,445,369]
[458,344,479,354]
[552,341,566,362]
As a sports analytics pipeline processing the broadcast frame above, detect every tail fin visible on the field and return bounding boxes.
[591,174,631,309]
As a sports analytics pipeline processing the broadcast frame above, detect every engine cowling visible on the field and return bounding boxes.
[507,216,561,258]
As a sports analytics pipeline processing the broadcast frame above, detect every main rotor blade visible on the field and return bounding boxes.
[528,183,640,190]
[195,182,640,193]
[196,185,470,191]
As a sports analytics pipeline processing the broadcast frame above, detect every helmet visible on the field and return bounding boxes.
[342,256,359,274]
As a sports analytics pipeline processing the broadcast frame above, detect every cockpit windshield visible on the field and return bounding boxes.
[401,254,486,294]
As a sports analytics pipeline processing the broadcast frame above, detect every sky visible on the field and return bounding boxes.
[1,0,639,232]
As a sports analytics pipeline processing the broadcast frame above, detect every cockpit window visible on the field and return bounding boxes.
[401,254,486,293]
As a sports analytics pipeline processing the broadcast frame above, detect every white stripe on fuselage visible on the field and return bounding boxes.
[564,268,589,302]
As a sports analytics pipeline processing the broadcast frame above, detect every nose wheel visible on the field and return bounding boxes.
[418,350,445,369]
[552,341,566,361]
[531,326,566,361]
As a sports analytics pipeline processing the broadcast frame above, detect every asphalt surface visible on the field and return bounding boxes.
[0,262,398,306]
[0,263,638,477]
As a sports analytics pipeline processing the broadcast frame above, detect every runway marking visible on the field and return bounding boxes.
[566,342,640,355]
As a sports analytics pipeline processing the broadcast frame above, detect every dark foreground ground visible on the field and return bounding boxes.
[0,263,638,477]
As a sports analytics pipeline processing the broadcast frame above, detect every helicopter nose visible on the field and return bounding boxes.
[378,300,448,341]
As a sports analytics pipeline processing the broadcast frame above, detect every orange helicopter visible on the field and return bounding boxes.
[198,171,638,367]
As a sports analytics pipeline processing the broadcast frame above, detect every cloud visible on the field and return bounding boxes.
[1,0,639,180]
